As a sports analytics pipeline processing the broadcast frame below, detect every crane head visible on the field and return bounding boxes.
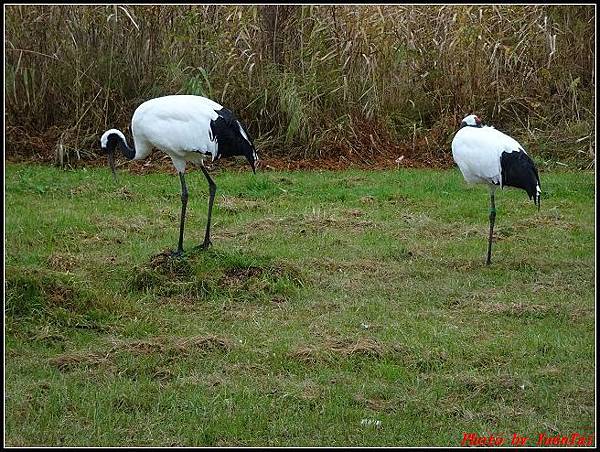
[100,129,125,182]
[460,114,483,128]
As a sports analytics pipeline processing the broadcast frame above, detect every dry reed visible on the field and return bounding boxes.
[5,5,595,167]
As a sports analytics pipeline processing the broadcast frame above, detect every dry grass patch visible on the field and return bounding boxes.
[317,257,383,274]
[302,210,376,231]
[244,210,378,234]
[289,336,411,365]
[481,301,560,318]
[49,350,109,371]
[517,212,578,229]
[172,334,234,354]
[449,372,526,394]
[149,251,193,275]
[50,334,235,373]
[116,186,135,200]
[324,336,387,358]
[288,345,323,365]
[297,379,323,401]
[46,253,79,272]
[219,195,262,213]
[353,393,401,413]
[29,325,67,344]
[220,266,265,287]
[105,334,235,356]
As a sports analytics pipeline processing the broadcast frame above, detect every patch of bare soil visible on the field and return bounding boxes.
[149,250,192,277]
[45,284,77,309]
[220,266,265,287]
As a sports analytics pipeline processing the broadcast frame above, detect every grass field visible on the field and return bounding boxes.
[4,162,595,446]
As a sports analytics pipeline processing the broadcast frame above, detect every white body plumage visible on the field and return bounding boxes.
[451,114,541,265]
[453,124,513,186]
[452,117,538,194]
[99,94,258,254]
[100,95,258,173]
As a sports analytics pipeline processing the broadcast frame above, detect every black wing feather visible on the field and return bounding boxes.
[500,150,541,204]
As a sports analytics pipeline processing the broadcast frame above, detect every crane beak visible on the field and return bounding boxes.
[247,156,257,174]
[107,149,118,182]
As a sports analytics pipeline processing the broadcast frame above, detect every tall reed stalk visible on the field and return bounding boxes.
[5,5,595,168]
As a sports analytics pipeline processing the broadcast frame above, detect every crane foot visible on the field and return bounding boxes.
[169,249,184,258]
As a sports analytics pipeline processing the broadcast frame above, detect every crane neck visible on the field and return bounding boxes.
[117,133,136,160]
[460,123,483,129]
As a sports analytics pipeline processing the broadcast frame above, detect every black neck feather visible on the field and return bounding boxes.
[116,135,135,160]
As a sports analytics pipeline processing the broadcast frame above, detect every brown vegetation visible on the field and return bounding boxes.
[5,5,595,168]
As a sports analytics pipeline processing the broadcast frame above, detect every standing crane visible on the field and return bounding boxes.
[451,114,541,265]
[100,95,259,256]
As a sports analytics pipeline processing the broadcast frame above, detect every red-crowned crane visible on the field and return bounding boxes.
[451,114,541,265]
[100,95,259,256]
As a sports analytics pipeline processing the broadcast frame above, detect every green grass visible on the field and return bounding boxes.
[5,163,595,446]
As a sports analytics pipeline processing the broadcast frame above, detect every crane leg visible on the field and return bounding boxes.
[174,172,188,256]
[199,163,217,250]
[486,191,496,265]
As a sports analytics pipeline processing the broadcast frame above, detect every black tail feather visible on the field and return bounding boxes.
[500,150,541,207]
[210,107,256,164]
